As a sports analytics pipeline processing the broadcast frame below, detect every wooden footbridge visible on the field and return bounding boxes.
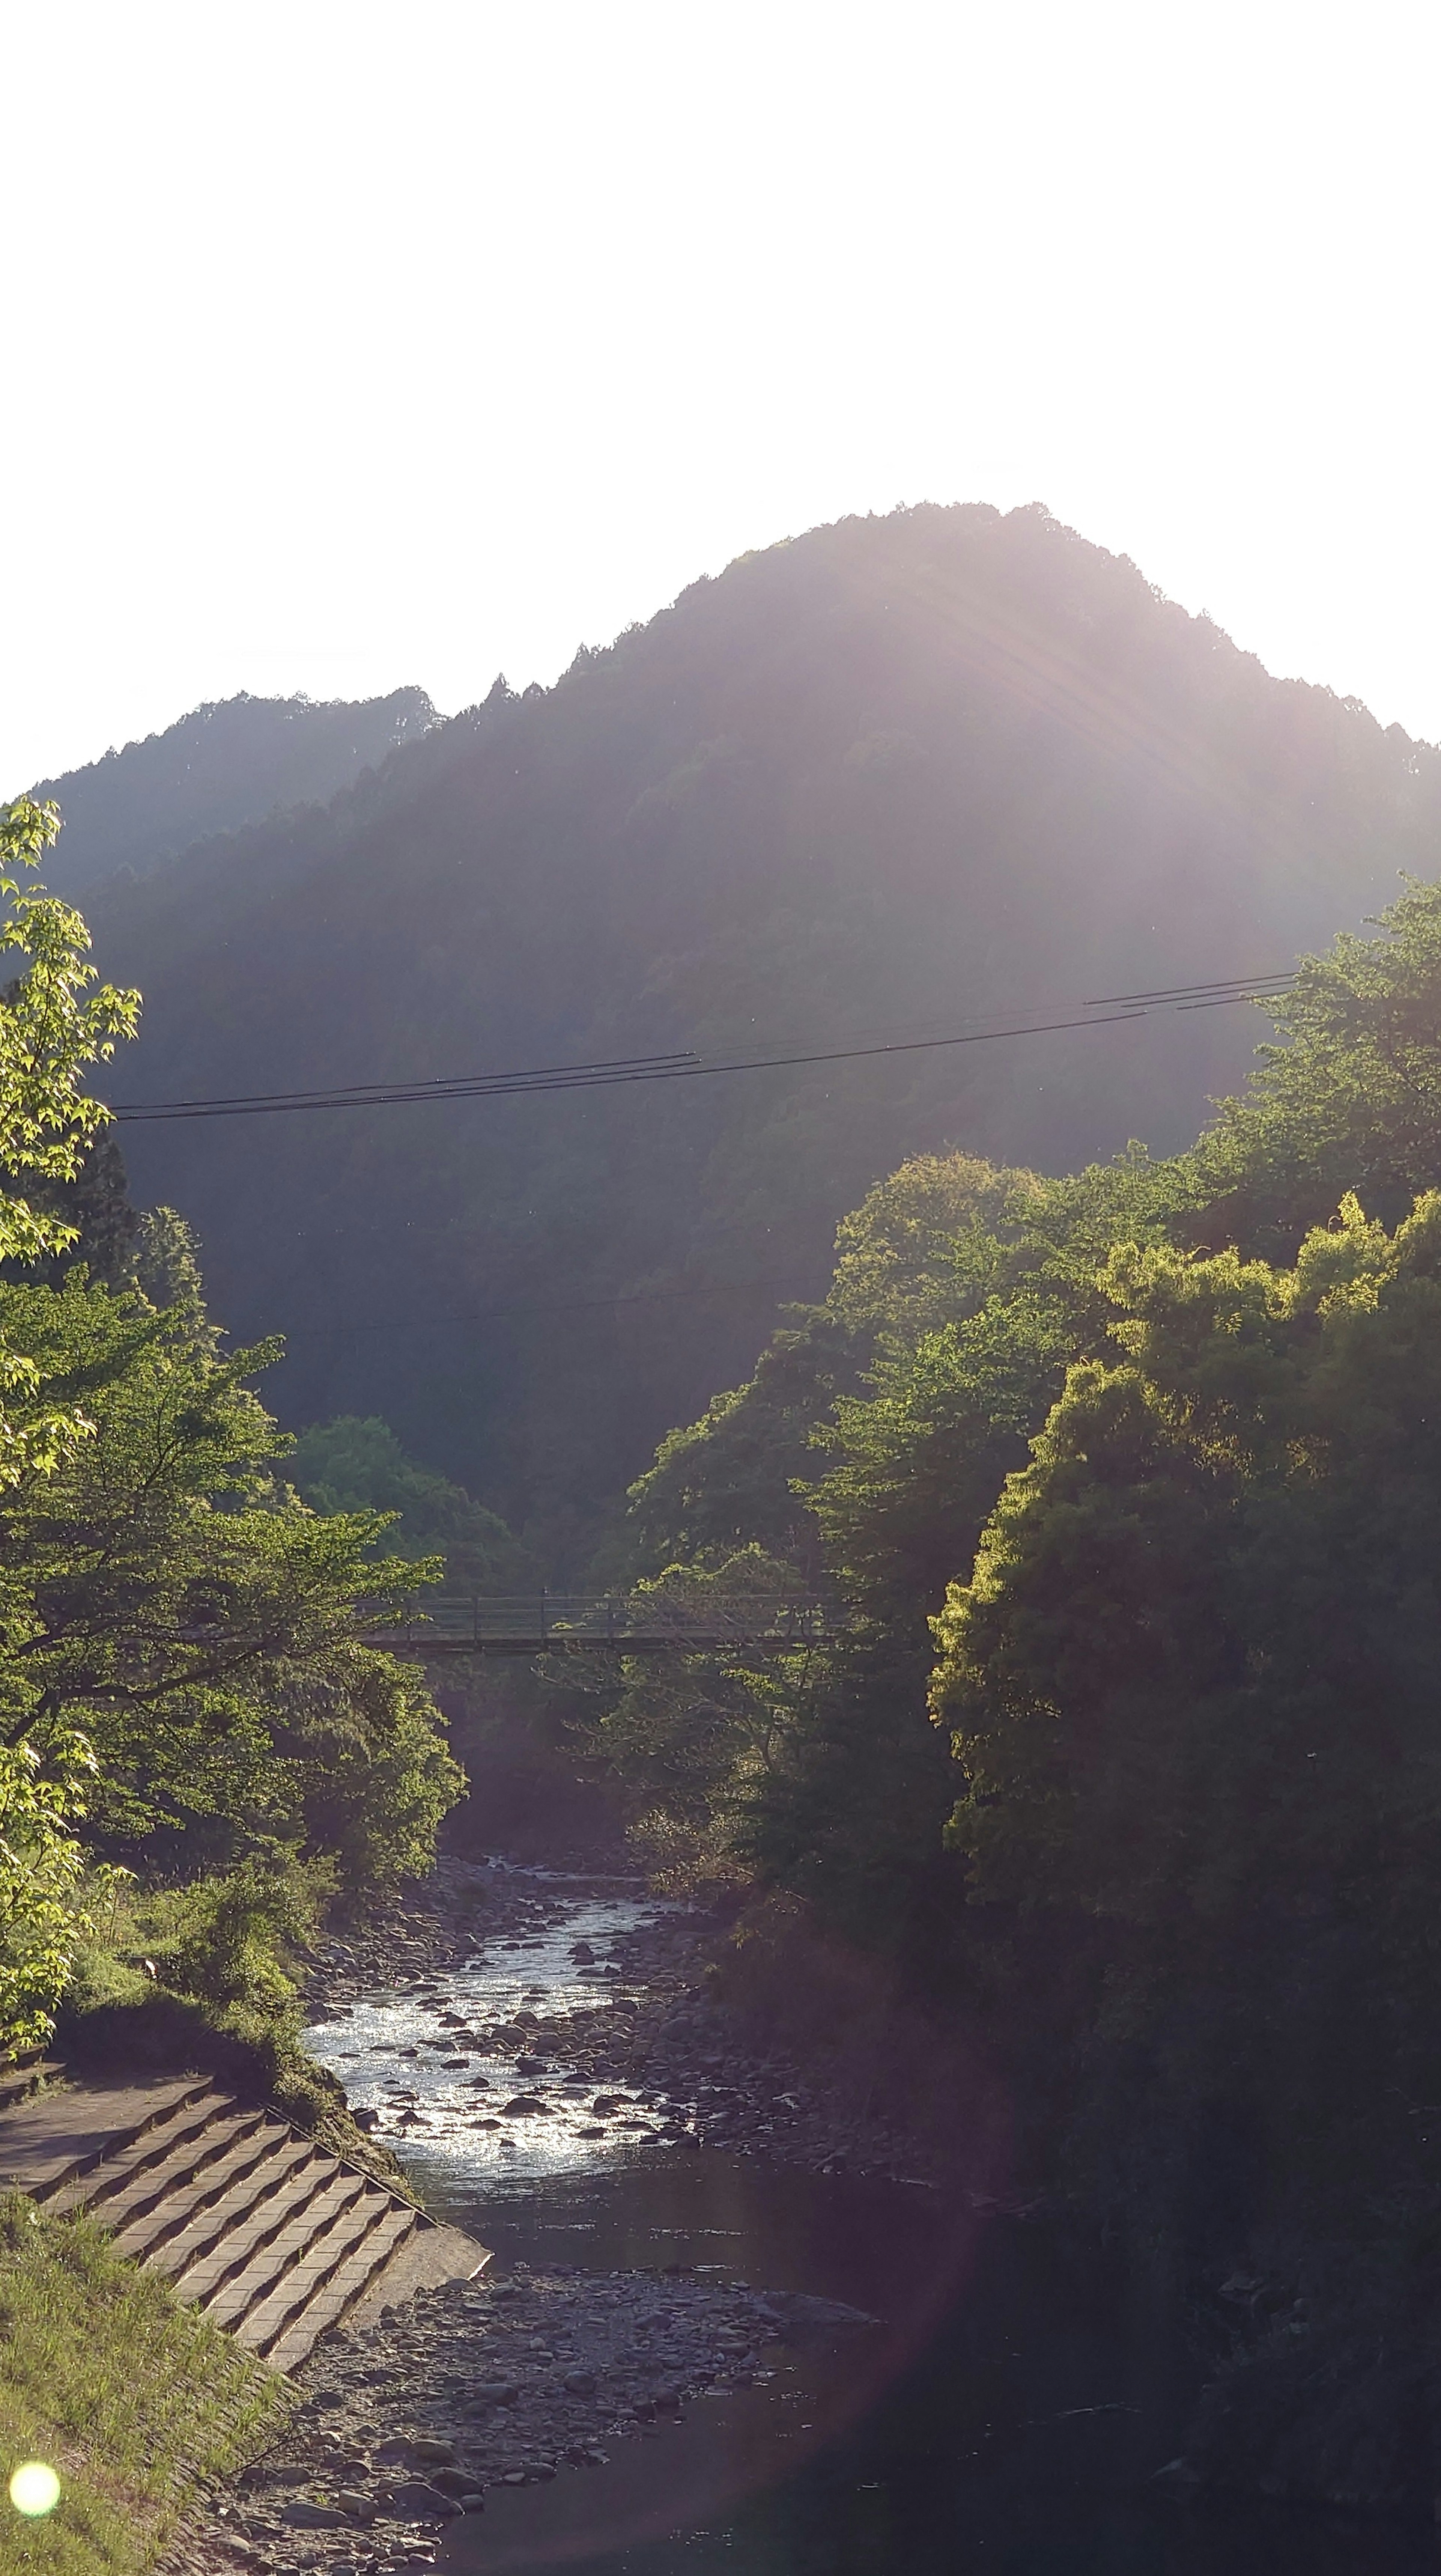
[363,1593,842,1656]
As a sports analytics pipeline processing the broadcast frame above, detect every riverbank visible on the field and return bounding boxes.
[160,2267,876,2576]
[153,1861,944,2575]
[305,1860,990,2193]
[0,2193,289,2576]
[153,1860,1441,2572]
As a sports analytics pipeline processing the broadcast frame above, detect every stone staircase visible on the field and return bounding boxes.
[0,2045,69,2113]
[0,2072,486,2374]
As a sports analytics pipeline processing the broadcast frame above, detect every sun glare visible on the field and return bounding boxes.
[9,2461,61,2518]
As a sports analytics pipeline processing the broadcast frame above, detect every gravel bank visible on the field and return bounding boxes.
[156,1859,908,2572]
[161,2266,874,2575]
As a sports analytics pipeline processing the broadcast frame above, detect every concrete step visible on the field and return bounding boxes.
[0,2056,65,2114]
[199,2171,380,2333]
[45,2094,256,2222]
[1,2077,216,2200]
[344,2219,493,2331]
[231,2190,405,2358]
[111,2123,314,2267]
[259,2204,419,2373]
[164,2154,347,2308]
[0,2070,489,2374]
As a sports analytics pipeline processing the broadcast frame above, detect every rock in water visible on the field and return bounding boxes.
[759,2290,881,2347]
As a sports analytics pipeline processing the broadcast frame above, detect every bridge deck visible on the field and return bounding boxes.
[360,1594,839,1656]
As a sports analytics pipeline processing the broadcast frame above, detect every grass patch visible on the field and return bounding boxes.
[57,1865,413,2194]
[0,2192,294,2576]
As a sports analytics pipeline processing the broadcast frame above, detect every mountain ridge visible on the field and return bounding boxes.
[23,686,437,899]
[65,501,1441,1552]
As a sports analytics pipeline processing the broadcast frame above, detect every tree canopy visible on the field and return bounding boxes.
[0,802,462,2049]
[580,876,1441,2394]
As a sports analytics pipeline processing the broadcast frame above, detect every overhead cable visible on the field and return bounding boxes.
[107,970,1295,1126]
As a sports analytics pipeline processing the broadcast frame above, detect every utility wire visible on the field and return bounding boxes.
[108,973,1294,1126]
[119,1049,702,1117]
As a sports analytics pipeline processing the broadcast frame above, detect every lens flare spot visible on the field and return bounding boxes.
[9,2461,60,2517]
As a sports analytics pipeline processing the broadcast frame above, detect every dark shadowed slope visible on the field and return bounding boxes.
[24,688,436,897]
[86,503,1441,1551]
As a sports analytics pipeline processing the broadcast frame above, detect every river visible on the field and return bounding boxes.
[304,1868,1435,2575]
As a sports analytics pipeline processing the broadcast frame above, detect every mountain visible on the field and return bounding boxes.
[26,688,436,899]
[80,503,1441,1557]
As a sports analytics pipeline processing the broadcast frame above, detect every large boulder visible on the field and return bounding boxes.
[757,2291,880,2349]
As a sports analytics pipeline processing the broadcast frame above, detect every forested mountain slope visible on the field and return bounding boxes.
[26,687,436,898]
[86,504,1441,1552]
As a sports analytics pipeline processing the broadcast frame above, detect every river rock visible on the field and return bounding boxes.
[760,2291,880,2347]
[379,2481,461,2521]
[281,2502,353,2530]
[411,2438,457,2465]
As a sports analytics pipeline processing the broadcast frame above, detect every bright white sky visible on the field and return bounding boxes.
[4,0,1439,790]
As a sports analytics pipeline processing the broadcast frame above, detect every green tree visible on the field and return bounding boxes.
[931,1193,1441,2243]
[0,798,138,1486]
[290,1413,528,1591]
[0,1261,461,1880]
[0,799,138,2047]
[0,806,464,2045]
[1179,877,1441,1254]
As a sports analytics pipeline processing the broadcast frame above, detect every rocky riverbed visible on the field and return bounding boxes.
[164,2264,875,2576]
[305,1859,941,2188]
[158,1862,905,2576]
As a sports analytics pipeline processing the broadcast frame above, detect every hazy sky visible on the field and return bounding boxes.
[4,0,1438,789]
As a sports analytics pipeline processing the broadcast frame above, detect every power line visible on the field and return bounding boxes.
[116,1049,702,1119]
[1083,973,1295,1005]
[108,972,1295,1126]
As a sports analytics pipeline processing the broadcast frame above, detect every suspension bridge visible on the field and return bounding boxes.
[362,1593,841,1656]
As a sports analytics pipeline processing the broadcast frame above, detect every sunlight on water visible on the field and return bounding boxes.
[304,1878,684,2197]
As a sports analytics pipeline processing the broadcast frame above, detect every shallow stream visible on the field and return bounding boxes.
[305,1870,1435,2575]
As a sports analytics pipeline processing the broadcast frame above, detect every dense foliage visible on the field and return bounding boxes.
[0,795,138,2044]
[290,1412,531,1591]
[588,878,1441,2494]
[0,805,462,2051]
[89,504,1441,1557]
[0,1259,462,1883]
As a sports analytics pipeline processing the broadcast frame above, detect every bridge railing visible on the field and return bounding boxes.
[363,1592,839,1652]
